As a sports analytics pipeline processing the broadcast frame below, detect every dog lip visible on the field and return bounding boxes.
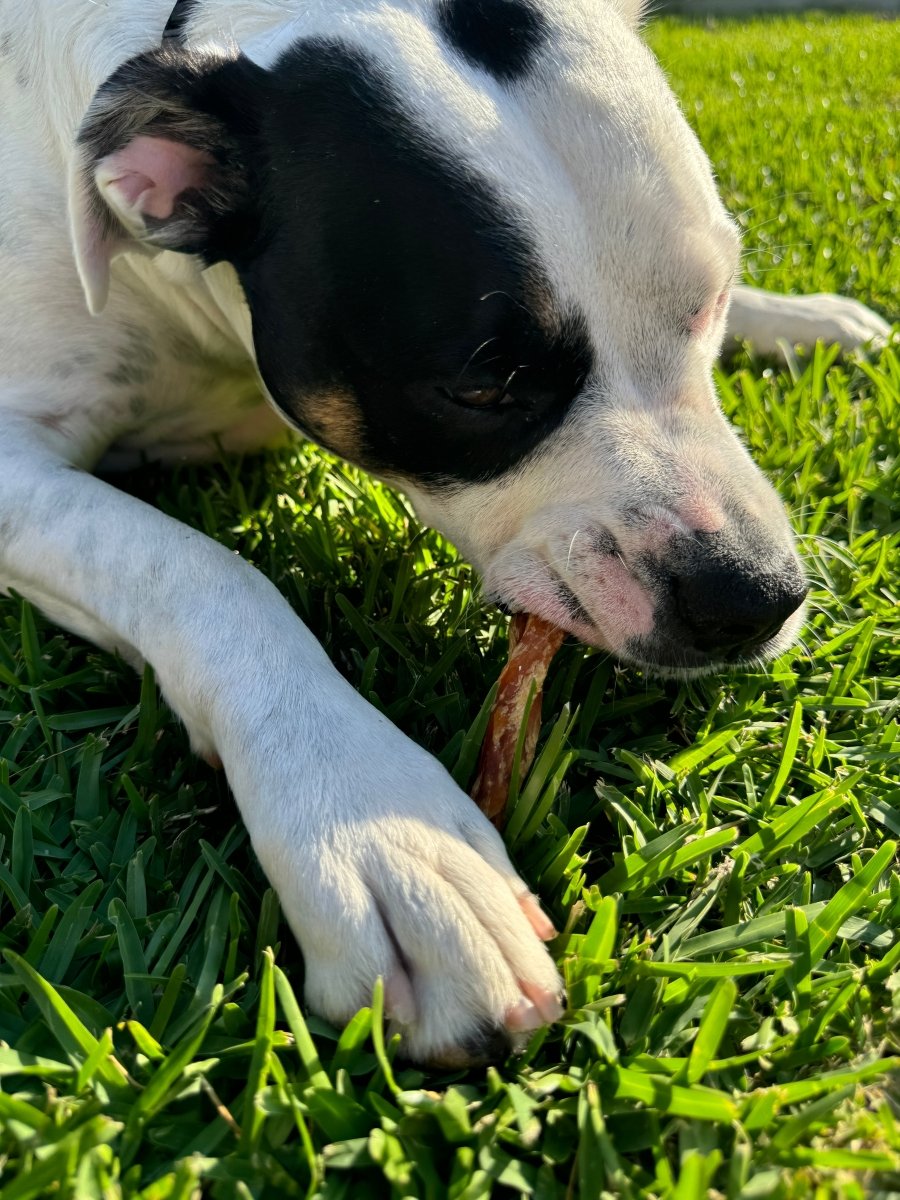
[620,624,792,676]
[488,569,795,673]
[488,565,602,642]
[486,546,656,649]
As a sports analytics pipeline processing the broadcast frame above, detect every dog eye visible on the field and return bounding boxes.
[458,386,509,407]
[440,386,513,409]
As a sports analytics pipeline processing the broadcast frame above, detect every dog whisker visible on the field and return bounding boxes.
[565,529,582,575]
[454,337,501,387]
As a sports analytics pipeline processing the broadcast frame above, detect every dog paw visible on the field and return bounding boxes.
[728,285,895,358]
[242,719,564,1066]
[791,293,893,354]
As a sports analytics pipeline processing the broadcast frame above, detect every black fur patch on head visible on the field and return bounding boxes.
[163,0,199,43]
[239,39,592,485]
[438,0,547,82]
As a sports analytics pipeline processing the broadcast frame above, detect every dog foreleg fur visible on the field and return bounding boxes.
[0,416,562,1061]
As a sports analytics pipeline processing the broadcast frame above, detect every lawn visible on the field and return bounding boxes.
[1,12,899,1200]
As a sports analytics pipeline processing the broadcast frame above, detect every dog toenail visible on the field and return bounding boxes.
[519,980,564,1023]
[520,894,557,941]
[506,998,545,1033]
[385,975,416,1026]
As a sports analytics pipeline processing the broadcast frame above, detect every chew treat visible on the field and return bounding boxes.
[471,613,565,828]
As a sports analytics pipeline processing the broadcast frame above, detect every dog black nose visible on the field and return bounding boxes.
[674,565,808,659]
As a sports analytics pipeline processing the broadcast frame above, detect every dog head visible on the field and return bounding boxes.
[71,0,807,673]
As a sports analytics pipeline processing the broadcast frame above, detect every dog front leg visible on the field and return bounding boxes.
[0,426,563,1064]
[727,283,892,356]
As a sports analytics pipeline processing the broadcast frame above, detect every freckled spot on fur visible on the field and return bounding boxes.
[33,410,68,435]
[0,33,13,59]
[15,69,29,89]
[555,578,592,626]
[590,528,620,558]
[106,361,154,388]
[167,333,200,364]
[438,0,547,83]
[129,394,148,418]
[120,325,159,368]
[106,328,158,391]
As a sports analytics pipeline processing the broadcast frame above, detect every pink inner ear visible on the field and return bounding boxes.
[101,136,213,221]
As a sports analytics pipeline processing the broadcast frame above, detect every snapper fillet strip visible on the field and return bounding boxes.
[471,613,565,828]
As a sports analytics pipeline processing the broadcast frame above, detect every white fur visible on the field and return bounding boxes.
[727,284,891,357]
[0,0,892,1061]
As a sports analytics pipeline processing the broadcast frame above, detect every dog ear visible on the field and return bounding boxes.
[69,45,261,315]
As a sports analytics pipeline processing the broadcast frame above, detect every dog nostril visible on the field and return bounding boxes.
[674,567,807,658]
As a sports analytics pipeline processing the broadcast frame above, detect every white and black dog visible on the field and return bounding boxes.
[0,0,891,1064]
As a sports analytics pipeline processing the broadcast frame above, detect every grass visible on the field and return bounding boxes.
[0,11,898,1199]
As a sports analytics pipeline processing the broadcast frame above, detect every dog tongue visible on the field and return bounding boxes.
[470,613,565,828]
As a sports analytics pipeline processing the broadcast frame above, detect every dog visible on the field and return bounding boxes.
[0,0,891,1065]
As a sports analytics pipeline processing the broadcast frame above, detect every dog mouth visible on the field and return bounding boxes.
[493,569,601,642]
[487,563,612,650]
[614,627,792,678]
[488,552,807,677]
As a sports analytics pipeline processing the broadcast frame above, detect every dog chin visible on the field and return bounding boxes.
[620,610,807,680]
[618,648,729,681]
